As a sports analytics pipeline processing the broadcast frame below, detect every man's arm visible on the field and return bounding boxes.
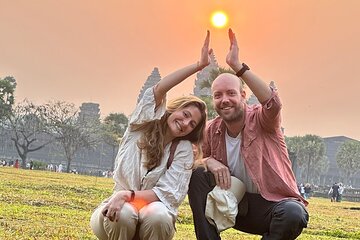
[202,123,231,190]
[226,28,272,103]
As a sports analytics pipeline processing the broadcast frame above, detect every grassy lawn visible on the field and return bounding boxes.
[1,167,360,239]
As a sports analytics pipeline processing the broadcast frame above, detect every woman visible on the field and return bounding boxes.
[90,31,211,240]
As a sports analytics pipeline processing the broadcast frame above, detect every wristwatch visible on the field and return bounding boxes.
[129,190,135,202]
[236,63,250,77]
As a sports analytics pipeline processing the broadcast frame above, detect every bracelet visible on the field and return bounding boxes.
[129,190,135,202]
[236,63,250,77]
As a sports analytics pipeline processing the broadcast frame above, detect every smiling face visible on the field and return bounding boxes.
[167,104,203,138]
[212,73,246,123]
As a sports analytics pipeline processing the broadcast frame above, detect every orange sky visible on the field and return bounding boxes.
[1,0,360,140]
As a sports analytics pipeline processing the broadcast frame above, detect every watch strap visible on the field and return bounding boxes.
[236,63,250,77]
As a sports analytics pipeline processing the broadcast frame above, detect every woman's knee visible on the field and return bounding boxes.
[90,205,108,240]
[139,202,175,239]
[94,203,138,237]
[140,202,173,226]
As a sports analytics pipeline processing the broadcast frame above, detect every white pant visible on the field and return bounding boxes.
[90,201,175,240]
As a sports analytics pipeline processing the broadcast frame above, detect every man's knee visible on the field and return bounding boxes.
[190,166,206,182]
[280,201,309,228]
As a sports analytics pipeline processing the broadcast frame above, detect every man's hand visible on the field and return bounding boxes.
[206,157,231,189]
[226,28,242,72]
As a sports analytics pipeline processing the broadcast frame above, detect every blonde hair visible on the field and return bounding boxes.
[132,95,207,170]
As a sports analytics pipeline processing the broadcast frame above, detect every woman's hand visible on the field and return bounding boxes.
[153,30,213,105]
[101,191,130,222]
[197,30,213,70]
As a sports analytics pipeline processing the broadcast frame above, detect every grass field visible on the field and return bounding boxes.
[1,167,360,240]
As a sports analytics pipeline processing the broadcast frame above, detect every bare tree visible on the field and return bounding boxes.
[44,101,100,172]
[5,100,53,168]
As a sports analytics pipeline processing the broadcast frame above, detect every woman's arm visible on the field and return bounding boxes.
[154,31,212,107]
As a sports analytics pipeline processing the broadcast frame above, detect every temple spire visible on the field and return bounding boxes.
[137,67,161,103]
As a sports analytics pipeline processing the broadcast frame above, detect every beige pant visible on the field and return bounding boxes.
[90,201,175,240]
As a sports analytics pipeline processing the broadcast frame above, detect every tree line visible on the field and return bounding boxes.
[0,76,128,172]
[1,75,359,182]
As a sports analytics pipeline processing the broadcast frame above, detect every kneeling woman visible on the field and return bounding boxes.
[90,31,211,240]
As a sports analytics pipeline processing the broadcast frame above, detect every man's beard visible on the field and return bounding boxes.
[216,104,244,123]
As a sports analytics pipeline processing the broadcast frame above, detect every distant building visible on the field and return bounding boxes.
[320,136,360,186]
[193,51,219,97]
[137,67,161,103]
[79,103,100,122]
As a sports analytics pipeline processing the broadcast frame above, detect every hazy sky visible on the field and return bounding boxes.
[1,0,360,140]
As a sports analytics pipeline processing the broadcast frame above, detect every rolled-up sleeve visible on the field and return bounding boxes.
[129,87,166,125]
[152,140,194,215]
[259,89,282,131]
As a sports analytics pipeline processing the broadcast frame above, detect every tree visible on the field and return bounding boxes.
[44,101,100,173]
[5,100,53,168]
[0,76,16,120]
[286,134,328,183]
[102,113,128,171]
[336,140,360,184]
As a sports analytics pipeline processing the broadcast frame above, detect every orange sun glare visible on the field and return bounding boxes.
[211,11,228,28]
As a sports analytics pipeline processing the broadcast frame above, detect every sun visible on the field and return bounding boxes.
[211,11,228,28]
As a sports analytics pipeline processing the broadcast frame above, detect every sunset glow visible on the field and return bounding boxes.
[211,11,228,28]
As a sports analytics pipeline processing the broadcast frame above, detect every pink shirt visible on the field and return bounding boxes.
[203,90,308,206]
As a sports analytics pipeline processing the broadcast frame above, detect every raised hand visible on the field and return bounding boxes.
[226,28,241,72]
[198,30,213,70]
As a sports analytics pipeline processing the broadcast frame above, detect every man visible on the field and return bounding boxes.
[188,29,309,240]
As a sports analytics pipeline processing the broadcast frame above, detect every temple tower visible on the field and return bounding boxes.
[137,67,161,103]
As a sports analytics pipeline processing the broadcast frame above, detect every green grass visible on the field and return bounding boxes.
[1,167,360,239]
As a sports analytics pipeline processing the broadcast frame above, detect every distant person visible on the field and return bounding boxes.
[188,29,309,240]
[14,159,19,169]
[337,183,344,202]
[47,164,54,171]
[90,31,210,240]
[304,183,312,199]
[329,183,339,202]
[57,163,63,173]
[299,183,305,198]
[29,160,34,170]
[1,159,6,166]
